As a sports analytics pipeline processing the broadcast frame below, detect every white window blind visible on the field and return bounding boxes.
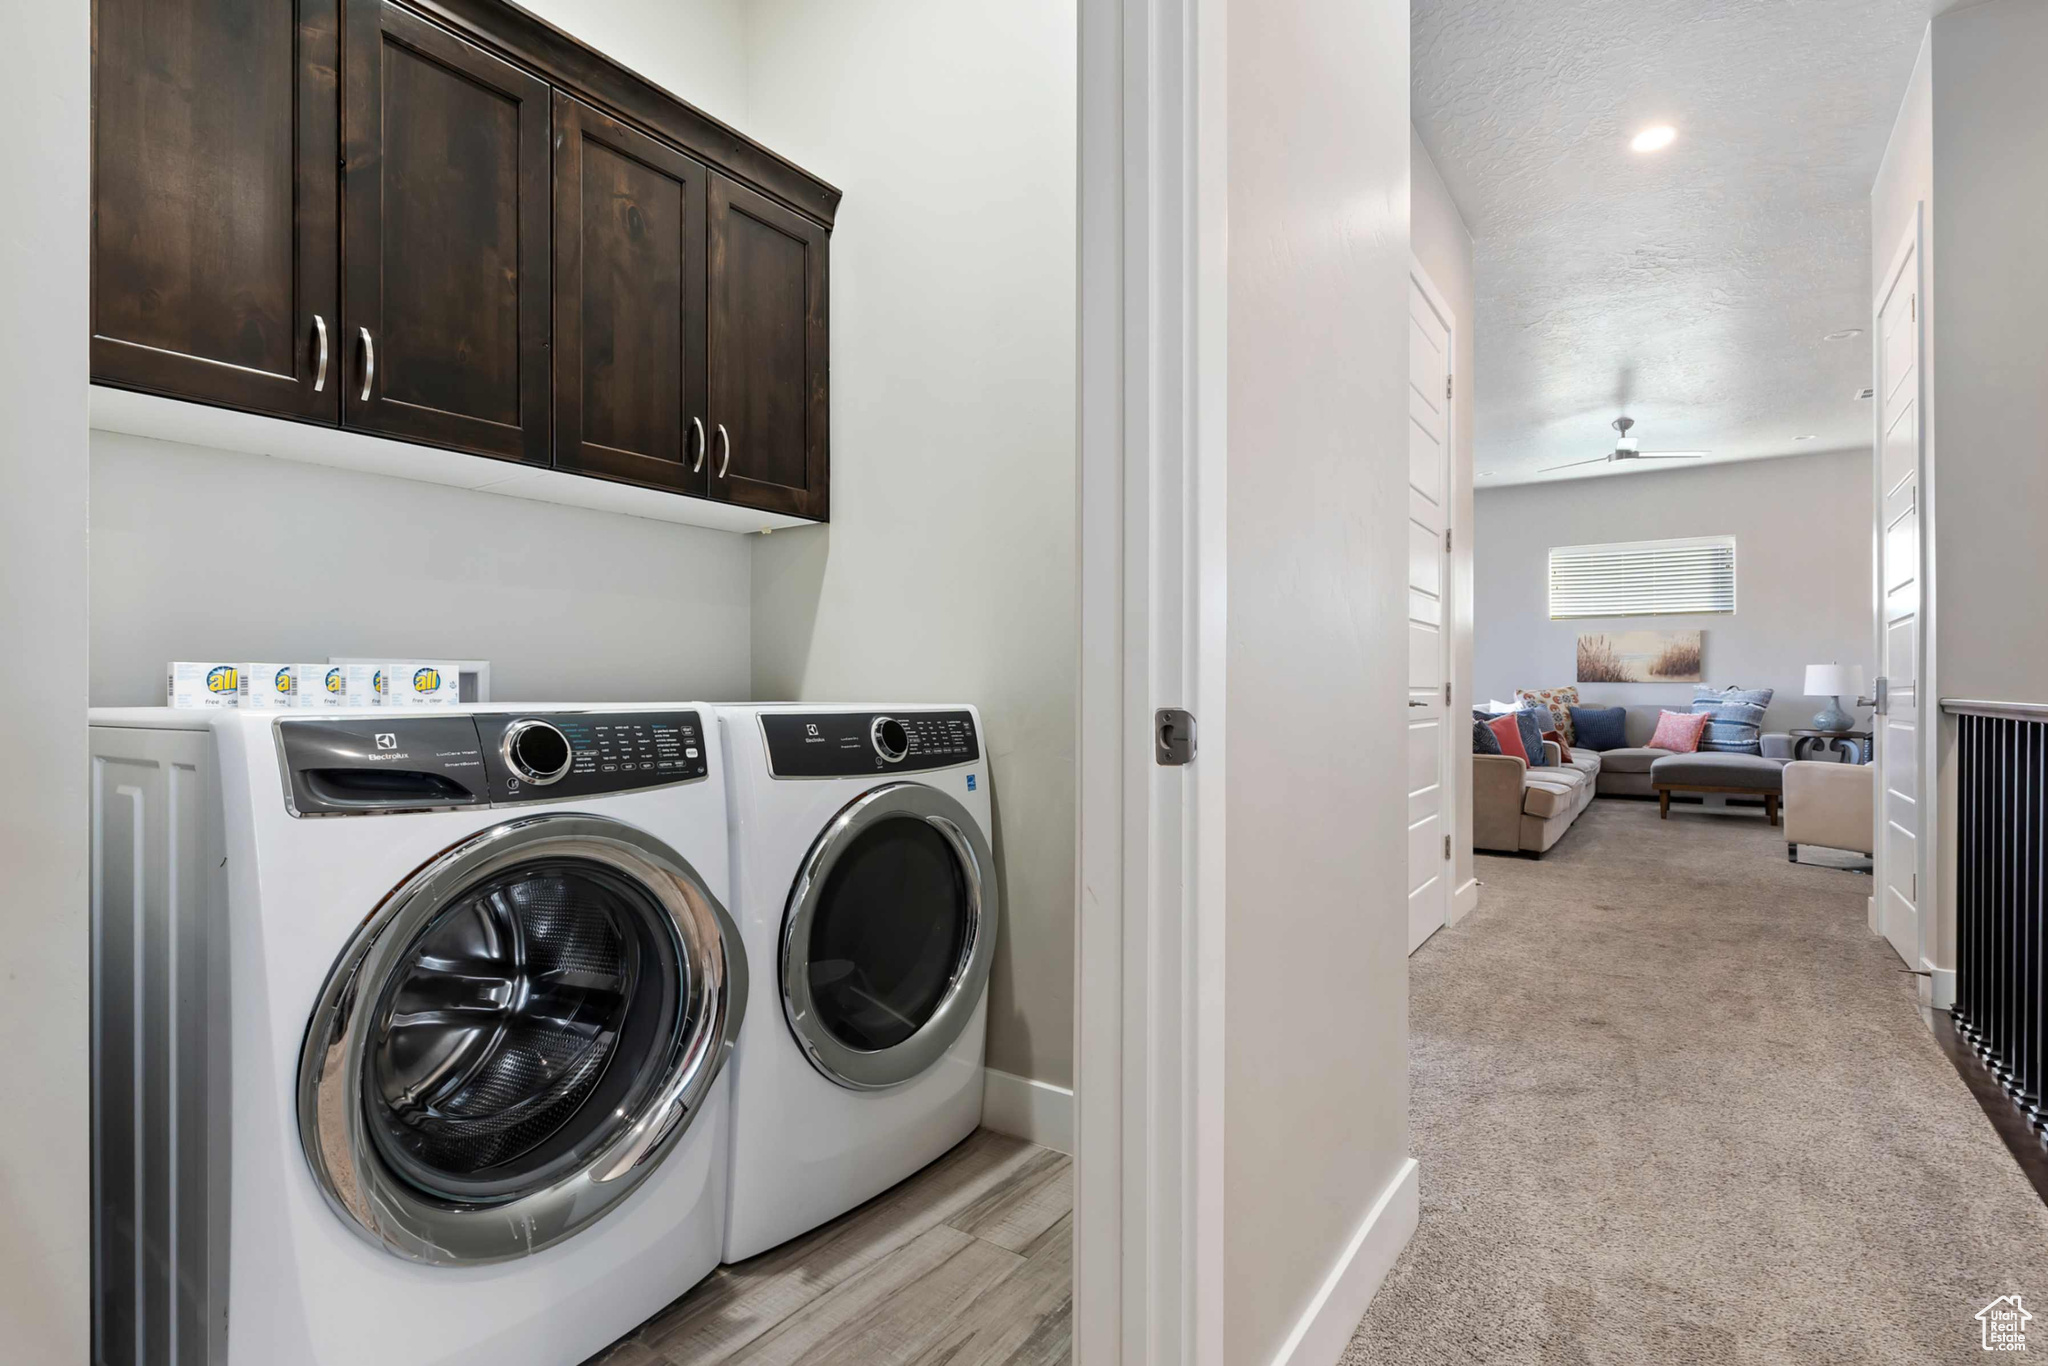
[1548,536,1736,619]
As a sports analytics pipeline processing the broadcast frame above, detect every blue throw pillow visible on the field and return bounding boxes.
[1691,686,1773,754]
[1472,717,1503,756]
[1514,707,1552,766]
[1568,705,1628,752]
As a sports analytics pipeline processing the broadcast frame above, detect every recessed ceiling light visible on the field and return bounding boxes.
[1824,328,1864,341]
[1630,125,1677,153]
[1856,387,1875,400]
[1793,434,1818,441]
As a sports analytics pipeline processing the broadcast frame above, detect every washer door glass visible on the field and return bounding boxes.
[807,819,970,1051]
[300,814,746,1265]
[782,783,999,1091]
[364,858,679,1202]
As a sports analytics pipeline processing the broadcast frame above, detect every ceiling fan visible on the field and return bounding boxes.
[1543,417,1707,473]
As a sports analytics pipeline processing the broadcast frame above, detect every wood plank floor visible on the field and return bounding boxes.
[582,1130,1072,1366]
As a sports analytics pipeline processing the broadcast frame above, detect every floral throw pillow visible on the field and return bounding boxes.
[1516,686,1581,744]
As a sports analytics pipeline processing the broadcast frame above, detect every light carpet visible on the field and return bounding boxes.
[1342,798,2048,1365]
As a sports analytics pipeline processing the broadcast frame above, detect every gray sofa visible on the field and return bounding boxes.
[1472,709,1840,855]
[1472,740,1601,855]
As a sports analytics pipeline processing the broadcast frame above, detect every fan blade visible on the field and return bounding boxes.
[1541,455,1615,473]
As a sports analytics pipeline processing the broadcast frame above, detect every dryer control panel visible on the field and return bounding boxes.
[762,710,979,778]
[276,711,709,815]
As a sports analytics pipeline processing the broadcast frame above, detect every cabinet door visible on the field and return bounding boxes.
[553,94,709,494]
[342,0,550,464]
[92,0,340,421]
[707,176,829,519]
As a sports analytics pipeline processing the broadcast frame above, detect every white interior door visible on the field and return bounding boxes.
[1875,227,1922,967]
[1406,266,1453,954]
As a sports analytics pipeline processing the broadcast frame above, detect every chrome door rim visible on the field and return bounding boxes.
[298,813,746,1265]
[780,783,997,1091]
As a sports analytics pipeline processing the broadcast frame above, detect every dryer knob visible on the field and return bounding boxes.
[503,719,574,786]
[871,716,910,764]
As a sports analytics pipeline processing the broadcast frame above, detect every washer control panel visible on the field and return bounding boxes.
[762,709,979,778]
[277,711,708,815]
[475,711,709,803]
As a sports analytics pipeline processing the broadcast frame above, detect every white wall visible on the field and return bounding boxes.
[1474,452,1874,740]
[741,0,1079,1090]
[1412,128,1478,914]
[1225,0,1414,1360]
[0,0,90,1356]
[523,0,749,127]
[90,434,753,705]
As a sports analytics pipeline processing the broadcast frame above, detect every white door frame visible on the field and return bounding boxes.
[1871,208,1935,991]
[1074,0,1228,1361]
[1407,255,1457,954]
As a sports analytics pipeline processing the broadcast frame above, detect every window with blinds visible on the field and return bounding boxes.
[1548,536,1736,619]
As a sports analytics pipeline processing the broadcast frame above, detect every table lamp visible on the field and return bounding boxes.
[1804,663,1865,733]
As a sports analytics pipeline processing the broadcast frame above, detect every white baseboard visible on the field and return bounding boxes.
[1451,878,1479,925]
[981,1068,1074,1155]
[1924,960,1957,1011]
[1266,1157,1420,1366]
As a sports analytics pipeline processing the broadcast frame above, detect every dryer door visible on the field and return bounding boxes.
[299,813,746,1264]
[781,783,999,1090]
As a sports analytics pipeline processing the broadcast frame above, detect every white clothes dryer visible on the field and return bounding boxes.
[715,705,996,1262]
[88,704,745,1366]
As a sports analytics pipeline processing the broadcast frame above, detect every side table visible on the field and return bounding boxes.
[1787,729,1872,765]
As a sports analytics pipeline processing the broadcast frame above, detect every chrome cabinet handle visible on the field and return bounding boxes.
[312,315,329,392]
[357,327,375,402]
[715,423,731,479]
[690,416,706,473]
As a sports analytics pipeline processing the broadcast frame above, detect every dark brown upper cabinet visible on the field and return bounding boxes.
[343,0,552,465]
[553,94,709,495]
[91,0,341,421]
[708,176,830,521]
[93,0,838,520]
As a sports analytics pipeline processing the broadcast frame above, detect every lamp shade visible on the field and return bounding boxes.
[1804,663,1865,698]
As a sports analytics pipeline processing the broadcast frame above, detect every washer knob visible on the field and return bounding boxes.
[871,716,909,764]
[502,719,574,785]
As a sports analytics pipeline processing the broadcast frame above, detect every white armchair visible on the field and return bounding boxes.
[1784,760,1875,861]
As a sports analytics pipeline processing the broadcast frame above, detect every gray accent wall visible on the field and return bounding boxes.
[1475,450,1874,740]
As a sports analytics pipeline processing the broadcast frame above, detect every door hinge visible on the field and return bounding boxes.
[1444,527,1453,553]
[1443,834,1452,860]
[1155,708,1197,766]
[1446,374,1454,401]
[1911,293,1917,322]
[1444,681,1452,706]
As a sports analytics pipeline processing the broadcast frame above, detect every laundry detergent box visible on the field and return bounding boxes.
[388,661,460,706]
[236,663,300,711]
[300,664,349,708]
[167,662,243,709]
[330,663,385,707]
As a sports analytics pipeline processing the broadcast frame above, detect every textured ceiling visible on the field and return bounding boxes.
[1415,0,1943,486]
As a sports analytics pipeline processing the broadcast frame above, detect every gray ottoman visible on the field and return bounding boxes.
[1650,752,1788,825]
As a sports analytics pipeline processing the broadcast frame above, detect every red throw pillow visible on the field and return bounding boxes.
[1542,729,1573,763]
[1648,709,1709,753]
[1486,714,1530,764]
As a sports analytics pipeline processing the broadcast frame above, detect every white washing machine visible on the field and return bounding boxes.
[715,704,997,1262]
[88,704,745,1366]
